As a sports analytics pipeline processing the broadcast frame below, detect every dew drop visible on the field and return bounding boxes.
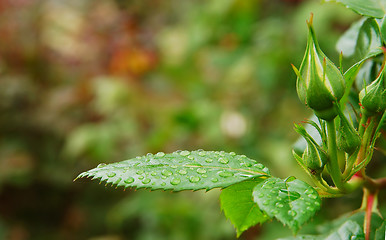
[308,194,318,200]
[138,176,144,180]
[263,200,269,206]
[136,156,142,159]
[198,151,206,156]
[305,189,313,194]
[180,150,190,156]
[314,201,320,207]
[288,210,297,217]
[276,203,284,208]
[197,168,207,174]
[170,165,178,169]
[187,156,194,160]
[146,153,153,157]
[218,158,229,164]
[205,158,213,163]
[124,177,135,184]
[211,178,218,183]
[230,152,236,156]
[150,171,157,176]
[170,178,181,185]
[161,182,166,186]
[202,174,208,178]
[242,162,252,167]
[306,206,314,211]
[254,163,264,169]
[161,169,173,177]
[136,170,144,175]
[219,171,234,178]
[107,172,116,178]
[272,210,279,214]
[178,169,187,175]
[258,193,264,198]
[189,176,200,183]
[156,152,165,157]
[97,163,107,168]
[142,178,151,184]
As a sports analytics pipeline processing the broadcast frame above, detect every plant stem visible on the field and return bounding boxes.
[358,113,369,137]
[326,119,344,190]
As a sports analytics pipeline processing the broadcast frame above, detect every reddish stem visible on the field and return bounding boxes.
[365,194,373,240]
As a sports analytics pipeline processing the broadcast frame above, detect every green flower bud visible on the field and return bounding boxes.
[337,109,361,154]
[293,15,345,120]
[359,66,386,117]
[294,124,328,175]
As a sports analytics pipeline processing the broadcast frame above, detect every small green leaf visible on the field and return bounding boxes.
[76,150,271,191]
[252,177,321,233]
[325,0,386,18]
[220,179,270,237]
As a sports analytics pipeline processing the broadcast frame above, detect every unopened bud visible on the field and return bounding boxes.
[293,15,345,120]
[359,65,386,117]
[337,109,361,154]
[295,124,328,175]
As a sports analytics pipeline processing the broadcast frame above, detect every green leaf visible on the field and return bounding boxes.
[220,179,270,237]
[337,18,382,60]
[375,220,386,240]
[325,220,365,240]
[381,15,386,43]
[76,150,271,191]
[252,177,321,233]
[325,0,386,18]
[279,212,384,239]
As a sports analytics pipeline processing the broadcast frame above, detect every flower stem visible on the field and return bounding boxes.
[326,119,344,190]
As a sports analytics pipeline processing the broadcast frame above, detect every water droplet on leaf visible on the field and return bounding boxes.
[156,152,165,157]
[219,171,233,178]
[189,176,200,183]
[142,178,151,184]
[218,158,229,164]
[124,177,135,184]
[178,169,187,175]
[198,152,206,156]
[97,163,107,168]
[288,210,297,217]
[136,170,144,175]
[197,168,207,174]
[211,178,218,182]
[180,150,190,156]
[170,178,181,185]
[161,169,173,177]
[205,158,213,163]
[276,203,284,208]
[107,172,116,178]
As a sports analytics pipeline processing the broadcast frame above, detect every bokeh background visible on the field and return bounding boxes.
[1,0,382,239]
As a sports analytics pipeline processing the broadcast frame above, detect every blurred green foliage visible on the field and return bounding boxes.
[0,0,369,239]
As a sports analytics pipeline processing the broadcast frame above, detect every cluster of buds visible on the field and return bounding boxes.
[292,15,345,121]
